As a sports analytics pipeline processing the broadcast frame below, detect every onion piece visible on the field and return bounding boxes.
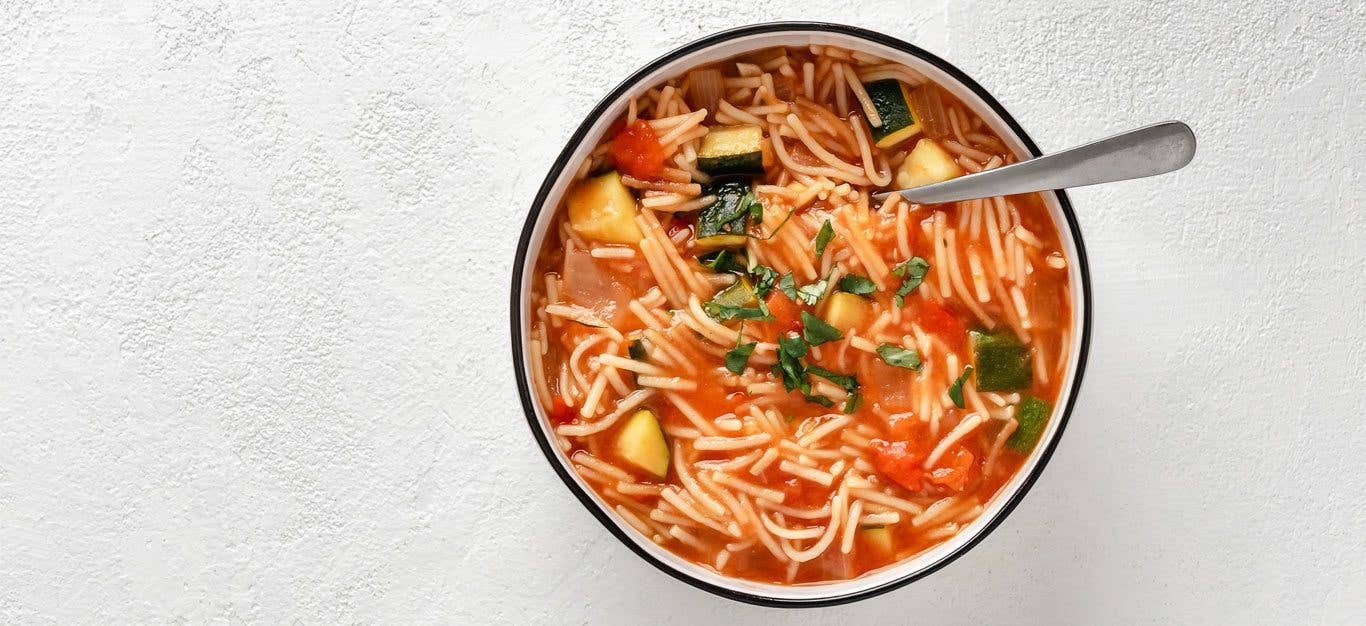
[687,68,723,120]
[908,84,949,138]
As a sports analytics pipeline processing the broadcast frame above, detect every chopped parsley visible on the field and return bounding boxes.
[772,334,808,392]
[842,391,863,414]
[809,363,862,415]
[796,278,829,306]
[703,300,772,321]
[744,191,763,223]
[814,219,835,259]
[948,365,974,409]
[751,265,778,299]
[891,257,930,307]
[837,273,876,295]
[725,325,757,375]
[769,329,860,411]
[875,343,922,371]
[807,365,857,391]
[800,312,843,346]
[697,182,756,240]
[699,249,746,274]
[780,272,829,306]
[762,208,795,240]
[804,393,835,408]
[778,272,798,302]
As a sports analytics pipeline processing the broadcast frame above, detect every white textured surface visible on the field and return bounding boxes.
[2,1,1364,623]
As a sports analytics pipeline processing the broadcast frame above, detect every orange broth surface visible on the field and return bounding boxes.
[527,44,1074,585]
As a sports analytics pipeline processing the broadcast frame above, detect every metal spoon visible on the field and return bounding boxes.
[871,121,1196,205]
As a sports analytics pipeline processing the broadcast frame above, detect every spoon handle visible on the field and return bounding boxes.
[874,121,1196,205]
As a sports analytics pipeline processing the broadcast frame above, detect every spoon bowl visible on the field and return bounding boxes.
[873,121,1196,205]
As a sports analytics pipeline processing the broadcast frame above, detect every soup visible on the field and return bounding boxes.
[526,44,1073,585]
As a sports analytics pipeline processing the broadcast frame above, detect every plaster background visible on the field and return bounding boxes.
[2,1,1363,623]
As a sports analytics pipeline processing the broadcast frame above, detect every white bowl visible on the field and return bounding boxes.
[509,22,1092,607]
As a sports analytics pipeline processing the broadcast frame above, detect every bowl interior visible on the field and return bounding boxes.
[513,25,1089,605]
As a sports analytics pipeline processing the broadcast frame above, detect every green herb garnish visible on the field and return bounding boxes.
[698,182,757,240]
[804,393,835,408]
[780,272,829,306]
[891,257,930,307]
[842,391,863,414]
[725,331,757,375]
[703,300,773,321]
[763,209,795,240]
[810,363,860,413]
[748,263,781,300]
[699,249,746,274]
[807,365,857,391]
[837,274,876,295]
[770,329,858,410]
[744,191,763,224]
[751,265,778,299]
[948,365,974,409]
[778,272,798,302]
[628,339,647,361]
[875,343,922,371]
[814,219,835,259]
[796,278,829,306]
[772,334,809,392]
[800,312,843,346]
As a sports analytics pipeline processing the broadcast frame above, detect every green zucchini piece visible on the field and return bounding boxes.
[616,409,670,478]
[698,125,765,175]
[970,330,1033,391]
[823,292,870,333]
[566,170,643,244]
[695,233,748,250]
[860,526,894,555]
[895,139,964,189]
[695,180,754,250]
[863,79,921,149]
[1007,395,1051,453]
[712,276,756,308]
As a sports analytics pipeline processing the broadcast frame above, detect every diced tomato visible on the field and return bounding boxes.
[764,291,803,334]
[915,298,966,341]
[873,411,980,494]
[870,439,928,492]
[549,396,577,425]
[609,119,666,179]
[886,412,921,440]
[928,446,976,492]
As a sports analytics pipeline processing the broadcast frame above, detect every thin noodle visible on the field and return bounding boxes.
[782,481,846,562]
[664,392,722,436]
[924,413,984,469]
[840,64,879,126]
[695,433,774,451]
[555,389,654,437]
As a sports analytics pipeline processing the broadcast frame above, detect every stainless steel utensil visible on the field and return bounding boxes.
[872,121,1196,204]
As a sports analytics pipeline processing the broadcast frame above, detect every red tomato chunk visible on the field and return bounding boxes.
[609,120,666,179]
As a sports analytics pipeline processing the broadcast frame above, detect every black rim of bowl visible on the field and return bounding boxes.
[508,21,1092,608]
